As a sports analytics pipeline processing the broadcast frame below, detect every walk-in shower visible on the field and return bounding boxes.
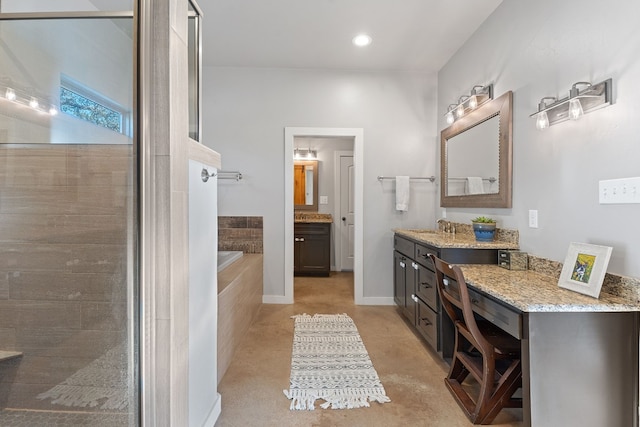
[0,2,138,425]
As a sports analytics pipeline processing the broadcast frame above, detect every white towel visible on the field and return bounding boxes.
[395,176,410,211]
[466,177,484,195]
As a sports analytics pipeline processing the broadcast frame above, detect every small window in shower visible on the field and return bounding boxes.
[60,76,131,136]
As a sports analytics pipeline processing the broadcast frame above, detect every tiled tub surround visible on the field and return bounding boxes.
[218,216,263,253]
[0,145,134,416]
[217,216,264,384]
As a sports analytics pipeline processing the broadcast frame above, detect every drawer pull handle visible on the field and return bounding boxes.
[471,299,480,305]
[421,318,432,326]
[421,282,431,288]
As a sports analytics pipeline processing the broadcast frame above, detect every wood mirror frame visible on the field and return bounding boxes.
[294,160,319,211]
[440,91,513,208]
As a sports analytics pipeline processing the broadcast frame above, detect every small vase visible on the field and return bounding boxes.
[472,222,496,242]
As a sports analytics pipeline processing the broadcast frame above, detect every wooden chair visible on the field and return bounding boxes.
[428,254,522,425]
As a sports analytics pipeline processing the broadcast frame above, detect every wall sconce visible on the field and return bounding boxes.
[0,77,58,116]
[530,78,613,130]
[294,148,318,161]
[443,84,493,125]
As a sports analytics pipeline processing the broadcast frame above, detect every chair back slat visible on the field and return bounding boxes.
[427,254,491,353]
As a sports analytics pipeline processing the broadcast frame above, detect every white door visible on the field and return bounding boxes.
[339,154,354,271]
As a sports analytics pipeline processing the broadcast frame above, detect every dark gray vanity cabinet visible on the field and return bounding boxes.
[393,233,500,356]
[294,222,331,276]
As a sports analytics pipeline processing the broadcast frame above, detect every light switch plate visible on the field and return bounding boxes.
[319,196,328,205]
[528,210,538,228]
[599,177,640,204]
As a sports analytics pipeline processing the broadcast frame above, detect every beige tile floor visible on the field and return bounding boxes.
[215,272,523,427]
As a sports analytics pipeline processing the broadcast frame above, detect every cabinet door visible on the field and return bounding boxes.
[393,251,406,307]
[403,261,417,323]
[298,232,330,273]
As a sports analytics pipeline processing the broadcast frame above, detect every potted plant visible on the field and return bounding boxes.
[471,216,497,242]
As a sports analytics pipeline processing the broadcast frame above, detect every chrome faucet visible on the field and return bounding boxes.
[437,218,449,232]
[437,218,455,234]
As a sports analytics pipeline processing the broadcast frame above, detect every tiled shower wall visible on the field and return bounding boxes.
[218,216,263,253]
[0,144,133,415]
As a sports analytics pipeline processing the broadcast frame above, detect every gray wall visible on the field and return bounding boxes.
[203,67,438,299]
[437,0,640,278]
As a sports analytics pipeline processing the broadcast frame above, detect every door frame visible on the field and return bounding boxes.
[284,127,364,304]
[334,150,354,272]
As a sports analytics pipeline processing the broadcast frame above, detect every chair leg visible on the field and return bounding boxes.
[475,359,522,425]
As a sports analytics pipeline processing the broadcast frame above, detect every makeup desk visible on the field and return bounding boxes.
[458,265,640,427]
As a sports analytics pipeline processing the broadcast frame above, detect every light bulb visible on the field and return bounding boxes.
[49,105,58,116]
[455,104,465,118]
[29,97,39,109]
[352,34,372,47]
[445,111,454,125]
[5,88,16,101]
[468,95,478,109]
[536,111,549,130]
[568,98,583,120]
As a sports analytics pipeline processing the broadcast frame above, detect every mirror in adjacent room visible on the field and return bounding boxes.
[441,91,513,208]
[294,160,319,211]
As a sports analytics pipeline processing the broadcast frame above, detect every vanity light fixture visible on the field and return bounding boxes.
[443,84,493,125]
[530,79,612,130]
[0,78,58,116]
[294,148,318,161]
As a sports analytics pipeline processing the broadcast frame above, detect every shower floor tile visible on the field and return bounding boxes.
[0,409,132,426]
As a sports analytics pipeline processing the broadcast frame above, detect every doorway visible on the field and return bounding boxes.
[284,128,364,304]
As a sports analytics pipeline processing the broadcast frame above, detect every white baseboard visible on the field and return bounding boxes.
[204,393,222,427]
[263,295,293,304]
[358,296,395,306]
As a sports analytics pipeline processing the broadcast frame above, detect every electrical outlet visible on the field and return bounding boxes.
[528,210,538,228]
[319,196,328,205]
[600,177,640,204]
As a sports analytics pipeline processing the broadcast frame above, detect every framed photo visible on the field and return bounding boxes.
[558,242,613,298]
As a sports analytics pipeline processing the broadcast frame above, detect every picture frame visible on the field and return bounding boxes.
[558,242,613,298]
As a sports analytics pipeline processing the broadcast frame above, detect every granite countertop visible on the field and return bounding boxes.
[459,264,640,313]
[394,228,519,250]
[294,213,333,223]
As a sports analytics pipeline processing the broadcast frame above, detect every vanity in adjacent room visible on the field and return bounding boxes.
[293,158,332,276]
[294,213,332,276]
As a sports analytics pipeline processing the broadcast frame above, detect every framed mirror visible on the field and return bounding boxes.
[294,160,318,211]
[440,91,512,208]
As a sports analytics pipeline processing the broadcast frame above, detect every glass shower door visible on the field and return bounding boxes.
[0,12,138,426]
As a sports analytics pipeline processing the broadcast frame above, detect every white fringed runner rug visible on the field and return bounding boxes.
[283,313,390,410]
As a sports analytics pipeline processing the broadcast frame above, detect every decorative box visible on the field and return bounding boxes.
[498,250,528,271]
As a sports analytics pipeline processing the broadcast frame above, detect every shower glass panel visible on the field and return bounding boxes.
[0,12,138,427]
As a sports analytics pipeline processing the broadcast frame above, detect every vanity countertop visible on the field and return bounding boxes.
[394,228,519,250]
[294,213,333,223]
[459,264,640,312]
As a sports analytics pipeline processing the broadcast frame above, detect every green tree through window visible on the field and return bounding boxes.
[60,86,122,133]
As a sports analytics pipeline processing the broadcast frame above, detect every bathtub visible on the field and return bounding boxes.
[217,250,243,272]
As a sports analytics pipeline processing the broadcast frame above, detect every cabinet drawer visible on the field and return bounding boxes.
[416,298,438,350]
[443,278,522,340]
[416,265,437,310]
[415,243,438,268]
[468,288,522,339]
[295,223,330,235]
[394,235,415,257]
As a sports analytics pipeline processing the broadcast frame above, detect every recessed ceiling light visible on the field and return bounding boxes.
[352,34,372,47]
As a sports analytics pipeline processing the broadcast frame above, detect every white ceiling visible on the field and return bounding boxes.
[199,0,502,73]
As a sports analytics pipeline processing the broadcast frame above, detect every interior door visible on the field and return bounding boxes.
[339,154,354,270]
